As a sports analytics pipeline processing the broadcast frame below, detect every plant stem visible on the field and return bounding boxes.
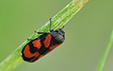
[0,0,89,71]
[96,30,113,71]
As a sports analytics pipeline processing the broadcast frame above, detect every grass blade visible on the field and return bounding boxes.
[96,30,113,71]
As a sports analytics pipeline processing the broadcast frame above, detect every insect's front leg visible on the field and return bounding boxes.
[35,30,46,34]
[27,38,33,41]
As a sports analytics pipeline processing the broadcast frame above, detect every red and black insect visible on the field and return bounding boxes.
[21,18,65,62]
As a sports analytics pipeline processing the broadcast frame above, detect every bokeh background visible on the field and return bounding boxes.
[0,0,113,71]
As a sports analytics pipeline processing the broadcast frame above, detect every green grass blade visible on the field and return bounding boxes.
[0,0,89,71]
[96,30,113,71]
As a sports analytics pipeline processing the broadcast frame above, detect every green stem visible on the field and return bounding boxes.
[0,0,89,71]
[96,30,113,71]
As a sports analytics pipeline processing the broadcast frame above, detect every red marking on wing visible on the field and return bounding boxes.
[23,45,39,58]
[32,39,42,50]
[38,55,43,59]
[49,43,62,50]
[43,34,51,48]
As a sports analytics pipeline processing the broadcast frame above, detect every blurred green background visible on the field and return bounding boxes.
[0,0,113,71]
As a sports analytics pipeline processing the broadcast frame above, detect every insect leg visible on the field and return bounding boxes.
[61,26,65,29]
[50,18,54,32]
[50,18,52,31]
[35,31,46,34]
[27,38,33,41]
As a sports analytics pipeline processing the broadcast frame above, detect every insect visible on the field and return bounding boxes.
[21,18,65,62]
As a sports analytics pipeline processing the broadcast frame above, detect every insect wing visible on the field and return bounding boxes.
[21,35,44,62]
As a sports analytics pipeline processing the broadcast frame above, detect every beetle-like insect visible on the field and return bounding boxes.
[21,18,65,62]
